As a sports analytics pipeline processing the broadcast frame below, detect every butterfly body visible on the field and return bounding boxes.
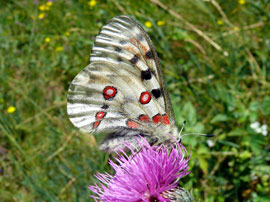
[67,16,180,152]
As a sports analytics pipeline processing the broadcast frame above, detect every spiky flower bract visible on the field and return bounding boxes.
[89,138,191,202]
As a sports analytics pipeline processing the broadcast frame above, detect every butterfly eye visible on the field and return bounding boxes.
[178,139,182,144]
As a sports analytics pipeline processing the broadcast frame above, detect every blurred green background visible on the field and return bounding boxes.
[0,0,269,201]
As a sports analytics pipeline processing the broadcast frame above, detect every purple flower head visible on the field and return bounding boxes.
[89,138,191,202]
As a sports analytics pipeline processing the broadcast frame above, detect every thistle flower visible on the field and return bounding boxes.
[89,138,192,202]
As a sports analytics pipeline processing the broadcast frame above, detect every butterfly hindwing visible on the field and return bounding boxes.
[67,16,178,151]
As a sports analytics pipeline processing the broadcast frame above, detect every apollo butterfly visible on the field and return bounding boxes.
[67,16,180,152]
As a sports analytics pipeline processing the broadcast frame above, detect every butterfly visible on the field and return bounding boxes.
[67,15,181,152]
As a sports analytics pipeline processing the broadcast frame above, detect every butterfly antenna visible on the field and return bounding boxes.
[180,120,214,138]
[182,133,214,137]
[178,120,186,137]
[178,121,214,143]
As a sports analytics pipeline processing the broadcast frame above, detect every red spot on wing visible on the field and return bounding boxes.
[162,114,170,125]
[139,114,150,122]
[103,86,117,100]
[139,91,151,104]
[127,120,139,128]
[96,111,106,120]
[93,121,101,129]
[152,114,161,124]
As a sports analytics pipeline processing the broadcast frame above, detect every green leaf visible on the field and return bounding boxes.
[218,140,240,148]
[228,128,246,136]
[249,111,258,122]
[197,146,209,155]
[193,122,205,133]
[198,157,208,174]
[249,100,260,111]
[233,100,249,123]
[239,150,252,159]
[261,97,270,115]
[250,135,265,155]
[211,114,228,123]
[182,102,197,125]
[216,83,235,110]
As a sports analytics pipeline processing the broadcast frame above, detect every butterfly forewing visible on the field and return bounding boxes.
[67,16,178,151]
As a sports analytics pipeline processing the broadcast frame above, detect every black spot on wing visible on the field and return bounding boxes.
[145,50,153,59]
[119,40,126,45]
[101,104,109,109]
[117,57,122,62]
[114,46,122,52]
[141,69,152,80]
[130,55,139,64]
[151,88,162,99]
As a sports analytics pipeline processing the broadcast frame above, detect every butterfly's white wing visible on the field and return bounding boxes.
[67,16,179,152]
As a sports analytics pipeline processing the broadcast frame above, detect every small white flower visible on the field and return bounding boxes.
[250,122,260,130]
[261,124,268,136]
[261,124,267,131]
[207,139,215,147]
[255,127,263,134]
[250,122,268,136]
[262,130,268,136]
